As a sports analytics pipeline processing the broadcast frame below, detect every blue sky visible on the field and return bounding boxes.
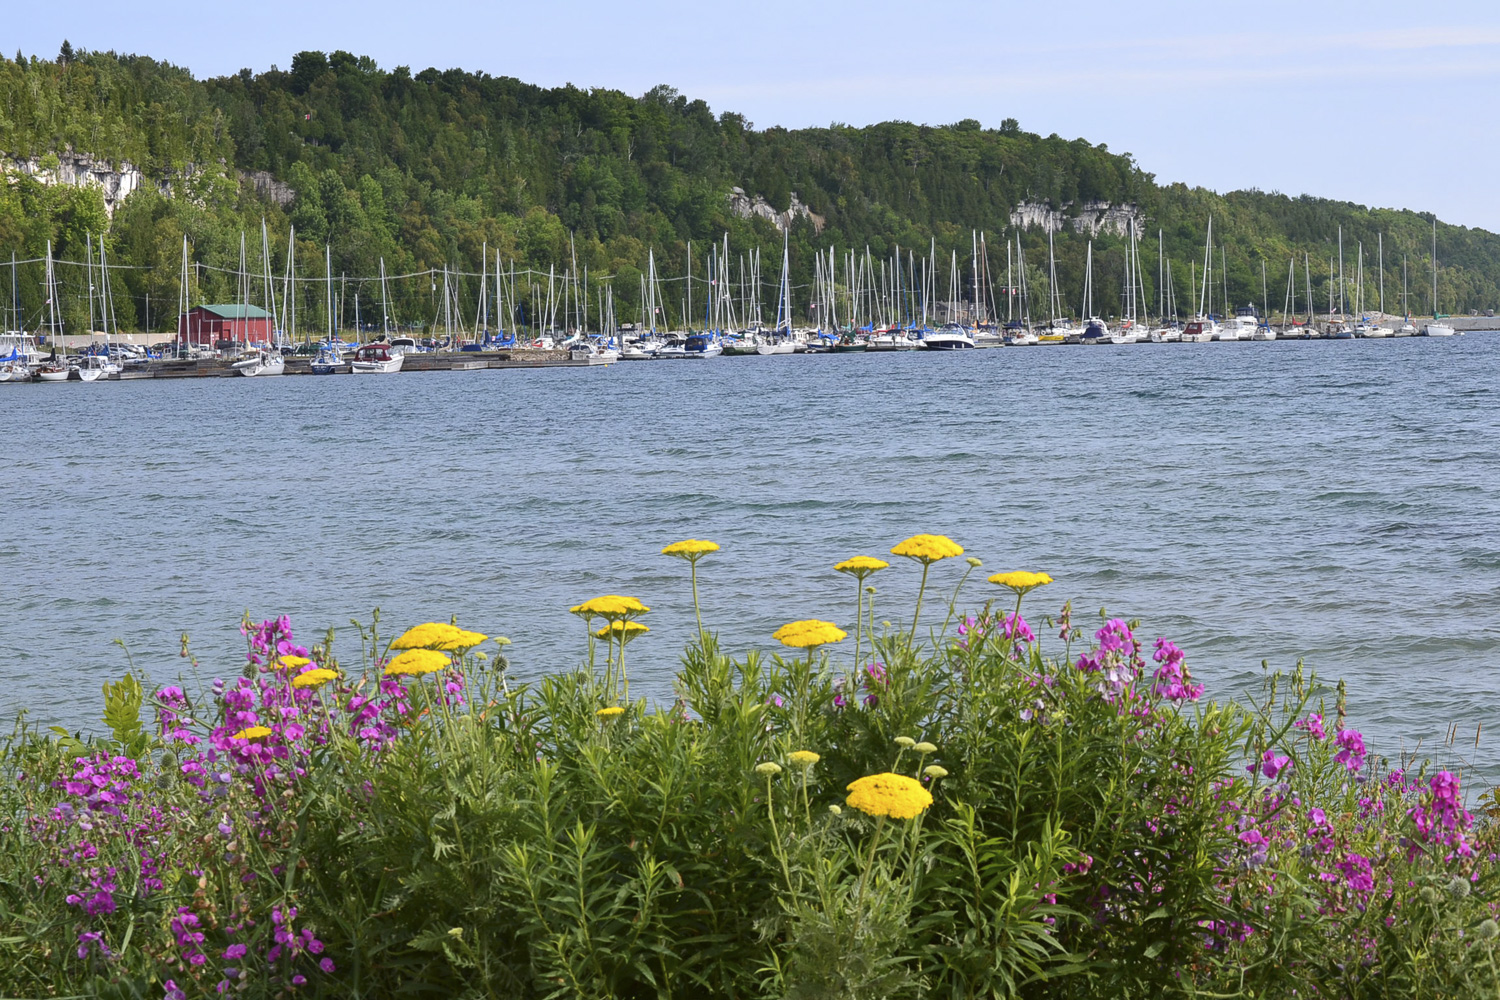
[11,0,1500,230]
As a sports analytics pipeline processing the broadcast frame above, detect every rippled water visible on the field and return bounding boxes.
[3,338,1499,778]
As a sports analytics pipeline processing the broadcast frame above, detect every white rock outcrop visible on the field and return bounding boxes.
[1010,200,1145,238]
[727,187,826,234]
[1,150,296,215]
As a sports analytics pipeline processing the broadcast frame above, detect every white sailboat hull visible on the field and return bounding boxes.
[349,355,405,374]
[756,341,796,355]
[1423,323,1455,337]
[37,369,69,382]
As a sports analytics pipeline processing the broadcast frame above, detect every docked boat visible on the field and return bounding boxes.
[231,348,286,377]
[922,323,975,350]
[1423,322,1455,337]
[683,332,723,358]
[1080,318,1110,345]
[833,332,869,353]
[310,343,345,374]
[349,342,404,374]
[571,341,619,364]
[1004,326,1040,347]
[35,359,70,382]
[1180,319,1219,343]
[1148,325,1182,343]
[1394,321,1417,337]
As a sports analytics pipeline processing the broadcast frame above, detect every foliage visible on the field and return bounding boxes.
[0,48,1496,339]
[2,546,1499,998]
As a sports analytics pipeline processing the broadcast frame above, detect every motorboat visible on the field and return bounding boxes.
[683,332,724,358]
[231,348,286,377]
[349,342,404,374]
[570,341,619,365]
[921,323,976,350]
[1353,321,1390,338]
[1080,318,1110,345]
[310,343,345,374]
[1180,320,1219,344]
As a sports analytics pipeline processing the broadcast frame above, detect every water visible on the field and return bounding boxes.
[4,338,1499,779]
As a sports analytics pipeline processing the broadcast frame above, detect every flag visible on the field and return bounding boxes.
[304,113,312,121]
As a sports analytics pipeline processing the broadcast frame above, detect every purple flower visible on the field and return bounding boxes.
[1337,853,1375,893]
[1249,749,1291,780]
[1295,712,1326,740]
[223,943,248,960]
[1334,729,1366,772]
[319,958,336,974]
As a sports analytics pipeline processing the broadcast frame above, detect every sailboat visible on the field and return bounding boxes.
[233,223,287,375]
[1181,219,1222,343]
[923,249,976,349]
[1423,221,1455,337]
[351,258,405,373]
[757,234,798,355]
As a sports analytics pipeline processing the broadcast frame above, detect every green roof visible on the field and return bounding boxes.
[196,304,272,319]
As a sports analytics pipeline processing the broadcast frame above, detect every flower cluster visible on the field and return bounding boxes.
[772,619,847,649]
[889,533,964,563]
[845,772,934,819]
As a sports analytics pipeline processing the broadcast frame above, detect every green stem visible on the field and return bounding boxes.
[690,559,705,646]
[909,562,931,646]
[852,576,863,670]
[855,814,887,918]
[1011,593,1024,658]
[937,564,975,640]
[766,776,794,892]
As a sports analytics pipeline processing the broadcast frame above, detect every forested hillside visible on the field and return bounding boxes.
[1,44,1495,334]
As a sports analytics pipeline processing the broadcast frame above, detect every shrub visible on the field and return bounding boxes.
[2,538,1497,998]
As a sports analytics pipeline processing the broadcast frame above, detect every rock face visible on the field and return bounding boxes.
[1,150,296,215]
[727,187,826,234]
[1,151,167,216]
[1010,200,1145,238]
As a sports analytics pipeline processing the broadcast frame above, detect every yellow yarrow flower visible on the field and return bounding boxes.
[834,556,890,578]
[772,619,847,649]
[661,538,720,559]
[290,668,338,689]
[594,621,650,643]
[789,750,821,766]
[390,623,462,650]
[890,534,964,564]
[988,571,1054,596]
[271,655,312,671]
[845,772,934,820]
[231,725,272,740]
[924,765,949,780]
[383,649,450,677]
[755,762,783,776]
[595,706,625,719]
[571,595,650,619]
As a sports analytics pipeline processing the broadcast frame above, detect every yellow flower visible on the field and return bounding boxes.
[914,741,937,754]
[271,655,312,670]
[390,623,463,650]
[828,804,843,816]
[890,534,964,564]
[661,538,721,559]
[290,668,338,689]
[789,750,821,767]
[231,725,272,740]
[383,649,450,677]
[595,706,625,719]
[894,736,916,748]
[924,765,949,780]
[594,621,650,642]
[965,557,983,568]
[845,772,934,820]
[988,571,1054,596]
[434,629,488,651]
[834,556,890,579]
[772,619,847,649]
[755,761,783,776]
[571,595,650,619]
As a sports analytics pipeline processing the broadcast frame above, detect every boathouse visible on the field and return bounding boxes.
[177,305,274,348]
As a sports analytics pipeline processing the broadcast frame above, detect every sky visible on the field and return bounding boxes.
[9,0,1500,230]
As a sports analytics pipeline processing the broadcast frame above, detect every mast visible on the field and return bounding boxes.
[379,257,390,340]
[1378,232,1385,317]
[1431,218,1439,318]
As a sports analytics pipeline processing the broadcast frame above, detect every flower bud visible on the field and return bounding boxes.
[895,736,916,748]
[914,742,937,754]
[924,765,949,780]
[828,804,842,816]
[755,761,782,777]
[1449,877,1472,899]
[966,557,982,568]
[1480,919,1500,941]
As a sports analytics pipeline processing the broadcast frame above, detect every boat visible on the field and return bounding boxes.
[349,342,404,374]
[1004,325,1039,347]
[35,359,70,382]
[1180,320,1218,344]
[1148,324,1182,343]
[74,352,112,382]
[231,348,286,376]
[1394,320,1417,337]
[1423,220,1455,336]
[310,342,345,374]
[833,332,869,353]
[1080,318,1110,345]
[571,341,619,364]
[1220,306,1259,342]
[922,323,976,350]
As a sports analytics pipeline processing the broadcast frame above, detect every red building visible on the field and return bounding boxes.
[177,305,275,348]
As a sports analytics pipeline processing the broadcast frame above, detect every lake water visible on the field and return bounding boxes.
[3,337,1498,781]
